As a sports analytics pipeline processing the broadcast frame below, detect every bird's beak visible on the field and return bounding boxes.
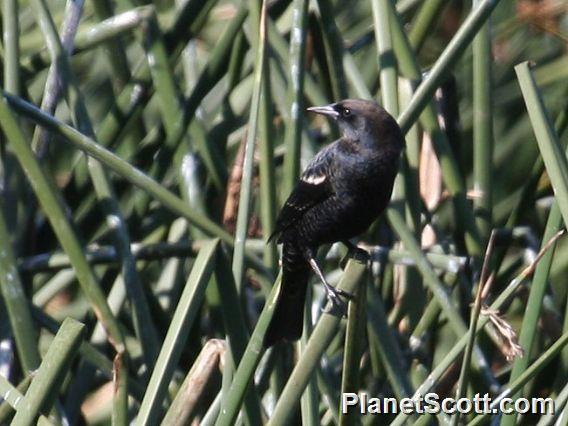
[306,104,339,119]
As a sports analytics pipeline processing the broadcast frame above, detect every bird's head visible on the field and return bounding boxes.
[307,99,404,150]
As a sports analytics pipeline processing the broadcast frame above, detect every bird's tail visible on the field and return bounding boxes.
[264,241,310,347]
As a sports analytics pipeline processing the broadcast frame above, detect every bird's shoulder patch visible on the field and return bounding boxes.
[301,173,327,185]
[269,149,336,241]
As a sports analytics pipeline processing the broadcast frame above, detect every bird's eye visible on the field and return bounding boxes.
[342,108,351,117]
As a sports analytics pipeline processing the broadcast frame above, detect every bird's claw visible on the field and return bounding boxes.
[333,287,355,300]
[321,294,348,317]
[321,283,353,316]
[324,280,354,300]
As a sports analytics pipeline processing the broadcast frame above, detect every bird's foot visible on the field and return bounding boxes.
[326,284,354,301]
[340,241,370,269]
[308,256,353,315]
[321,281,353,316]
[321,295,347,316]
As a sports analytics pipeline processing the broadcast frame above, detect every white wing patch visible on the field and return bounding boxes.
[302,174,326,185]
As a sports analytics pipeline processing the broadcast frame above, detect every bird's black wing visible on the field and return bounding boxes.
[269,145,336,242]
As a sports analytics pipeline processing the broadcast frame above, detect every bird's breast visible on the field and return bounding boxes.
[334,154,399,210]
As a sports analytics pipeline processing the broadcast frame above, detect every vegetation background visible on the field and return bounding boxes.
[0,0,567,424]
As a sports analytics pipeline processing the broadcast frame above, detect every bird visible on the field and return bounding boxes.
[264,99,405,347]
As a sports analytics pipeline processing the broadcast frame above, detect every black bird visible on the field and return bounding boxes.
[264,99,405,347]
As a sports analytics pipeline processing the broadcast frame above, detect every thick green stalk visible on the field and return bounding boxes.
[142,12,184,151]
[500,62,568,425]
[232,2,268,292]
[92,159,158,361]
[136,239,219,426]
[559,263,568,397]
[283,0,309,194]
[387,207,497,389]
[398,0,503,133]
[141,10,206,232]
[372,0,399,116]
[169,5,249,150]
[0,376,33,424]
[267,258,368,426]
[408,0,446,53]
[375,0,426,332]
[389,230,564,426]
[343,245,467,274]
[398,79,425,327]
[536,381,568,426]
[0,203,40,373]
[502,203,562,425]
[0,93,124,352]
[21,6,153,75]
[0,376,51,426]
[258,78,278,271]
[392,0,501,255]
[266,18,329,108]
[366,281,414,399]
[453,232,496,426]
[29,0,157,371]
[1,0,26,258]
[316,0,348,100]
[515,62,568,229]
[11,318,84,426]
[3,92,268,275]
[29,306,146,400]
[2,0,19,93]
[300,287,319,426]
[201,393,222,426]
[393,0,422,14]
[491,90,568,277]
[339,275,367,425]
[215,276,281,426]
[91,0,136,90]
[95,0,216,149]
[469,330,568,426]
[31,0,84,158]
[386,0,483,257]
[20,241,199,273]
[215,248,264,426]
[473,0,494,241]
[411,291,443,339]
[343,53,373,99]
[61,268,127,424]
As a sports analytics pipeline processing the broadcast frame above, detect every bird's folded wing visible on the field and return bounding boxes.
[269,146,335,242]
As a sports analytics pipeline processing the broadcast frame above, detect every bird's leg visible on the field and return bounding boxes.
[307,258,354,310]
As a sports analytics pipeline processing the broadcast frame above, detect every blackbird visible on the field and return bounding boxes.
[264,99,404,347]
